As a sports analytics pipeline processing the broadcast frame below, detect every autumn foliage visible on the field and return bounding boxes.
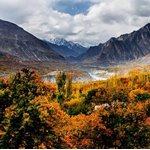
[0,68,150,148]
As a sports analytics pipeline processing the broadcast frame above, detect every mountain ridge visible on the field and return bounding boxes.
[77,23,150,66]
[0,19,150,71]
[0,19,65,62]
[46,38,88,57]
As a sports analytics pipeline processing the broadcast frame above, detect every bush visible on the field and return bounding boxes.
[98,101,149,148]
[129,89,150,102]
[85,89,98,104]
[112,88,129,102]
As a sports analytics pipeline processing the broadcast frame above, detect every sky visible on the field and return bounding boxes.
[0,0,150,46]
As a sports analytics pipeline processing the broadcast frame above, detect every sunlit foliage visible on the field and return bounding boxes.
[0,68,150,148]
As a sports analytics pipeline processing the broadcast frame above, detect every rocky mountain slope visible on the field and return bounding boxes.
[1,19,150,74]
[0,19,65,62]
[78,23,150,66]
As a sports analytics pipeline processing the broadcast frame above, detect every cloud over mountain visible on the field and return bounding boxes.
[0,0,150,46]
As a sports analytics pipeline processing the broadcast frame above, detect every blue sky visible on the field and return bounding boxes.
[0,0,150,46]
[53,0,93,15]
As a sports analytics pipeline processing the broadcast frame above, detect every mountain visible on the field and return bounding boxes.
[0,19,65,62]
[128,54,150,66]
[78,23,150,66]
[45,41,79,57]
[46,38,88,57]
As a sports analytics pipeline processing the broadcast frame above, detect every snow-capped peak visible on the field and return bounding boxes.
[49,38,83,49]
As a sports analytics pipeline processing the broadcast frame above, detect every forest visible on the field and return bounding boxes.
[0,68,150,149]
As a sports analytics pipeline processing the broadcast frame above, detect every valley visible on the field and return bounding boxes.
[42,66,115,83]
[0,14,150,150]
[1,19,150,83]
[0,0,150,148]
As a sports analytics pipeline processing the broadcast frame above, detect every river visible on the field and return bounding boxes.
[42,68,115,83]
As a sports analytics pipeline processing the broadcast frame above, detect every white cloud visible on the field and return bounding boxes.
[0,0,150,46]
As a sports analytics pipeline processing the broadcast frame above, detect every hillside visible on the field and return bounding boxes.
[0,19,64,61]
[78,23,150,66]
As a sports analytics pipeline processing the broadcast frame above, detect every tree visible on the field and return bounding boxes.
[65,73,72,100]
[98,101,149,148]
[56,72,66,104]
[1,96,68,149]
[0,69,52,148]
[55,72,73,104]
[56,72,66,93]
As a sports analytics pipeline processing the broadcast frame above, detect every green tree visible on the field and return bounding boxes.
[0,69,52,148]
[66,73,72,100]
[55,72,66,104]
[56,72,66,93]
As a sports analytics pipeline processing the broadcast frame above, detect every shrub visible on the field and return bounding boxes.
[98,101,149,148]
[129,89,150,102]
